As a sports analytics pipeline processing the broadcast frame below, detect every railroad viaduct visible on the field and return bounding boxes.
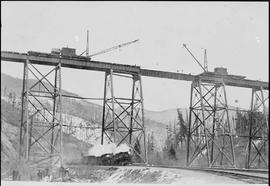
[1,51,268,169]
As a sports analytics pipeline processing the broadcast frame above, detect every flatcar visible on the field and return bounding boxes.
[28,51,53,57]
[28,47,78,58]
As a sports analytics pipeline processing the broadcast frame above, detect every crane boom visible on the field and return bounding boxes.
[89,39,139,58]
[183,43,206,72]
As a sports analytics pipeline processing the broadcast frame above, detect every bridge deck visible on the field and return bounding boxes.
[1,51,268,89]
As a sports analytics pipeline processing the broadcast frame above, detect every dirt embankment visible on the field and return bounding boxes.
[61,166,180,184]
[50,166,246,184]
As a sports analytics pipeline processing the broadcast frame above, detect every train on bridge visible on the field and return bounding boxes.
[28,47,87,60]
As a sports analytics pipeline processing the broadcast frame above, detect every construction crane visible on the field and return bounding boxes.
[182,43,208,72]
[79,30,139,59]
[88,39,139,58]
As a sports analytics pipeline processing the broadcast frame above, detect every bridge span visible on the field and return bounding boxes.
[1,51,268,89]
[1,50,269,170]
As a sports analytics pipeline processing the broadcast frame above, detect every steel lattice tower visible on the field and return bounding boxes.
[19,53,63,166]
[101,69,147,163]
[246,87,269,168]
[186,78,235,168]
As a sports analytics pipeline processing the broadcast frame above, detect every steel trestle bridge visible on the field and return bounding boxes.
[1,51,268,170]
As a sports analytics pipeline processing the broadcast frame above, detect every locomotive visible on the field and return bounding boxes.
[82,152,132,166]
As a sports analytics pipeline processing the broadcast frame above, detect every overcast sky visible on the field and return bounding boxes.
[1,2,268,111]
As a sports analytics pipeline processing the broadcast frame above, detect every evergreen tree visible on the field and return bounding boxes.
[133,138,142,162]
[8,91,13,103]
[147,134,151,153]
[3,86,7,96]
[168,144,176,160]
[236,109,267,137]
[150,132,155,152]
[12,92,16,108]
[168,123,172,135]
[166,124,169,138]
[155,151,162,164]
[176,108,187,148]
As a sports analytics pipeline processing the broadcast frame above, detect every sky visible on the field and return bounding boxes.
[1,2,269,111]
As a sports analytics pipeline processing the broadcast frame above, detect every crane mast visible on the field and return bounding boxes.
[86,30,89,57]
[204,49,208,72]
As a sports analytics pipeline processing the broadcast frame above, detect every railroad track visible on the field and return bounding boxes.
[190,167,268,184]
[130,164,269,184]
[67,163,268,183]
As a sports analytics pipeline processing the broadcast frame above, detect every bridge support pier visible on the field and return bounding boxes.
[19,54,63,166]
[101,69,147,163]
[186,79,235,168]
[246,87,269,169]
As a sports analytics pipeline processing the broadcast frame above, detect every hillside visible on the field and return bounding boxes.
[1,72,240,151]
[1,72,168,139]
[1,72,257,171]
[1,73,79,97]
[1,98,92,171]
[1,72,167,123]
[1,73,170,167]
[145,108,189,126]
[145,104,239,133]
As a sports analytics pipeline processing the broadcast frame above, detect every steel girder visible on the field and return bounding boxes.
[246,87,269,168]
[186,79,235,168]
[19,54,63,166]
[101,69,148,163]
